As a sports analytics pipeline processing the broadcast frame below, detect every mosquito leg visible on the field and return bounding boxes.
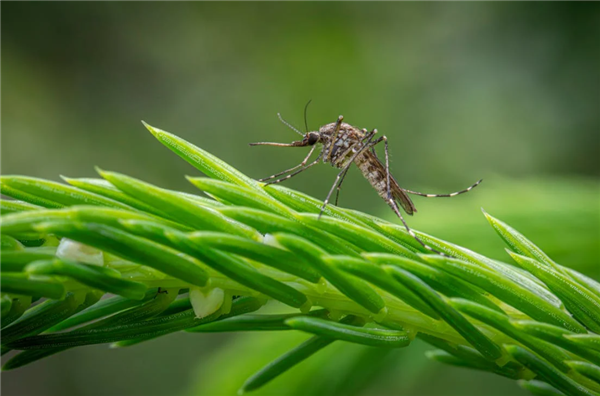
[258,145,317,182]
[264,150,324,186]
[379,135,450,257]
[402,179,483,197]
[334,167,350,206]
[319,131,377,218]
[320,168,349,218]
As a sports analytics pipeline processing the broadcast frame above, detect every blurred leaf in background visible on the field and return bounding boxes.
[2,2,598,396]
[186,314,522,396]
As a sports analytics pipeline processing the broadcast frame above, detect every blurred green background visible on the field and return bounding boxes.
[2,2,599,396]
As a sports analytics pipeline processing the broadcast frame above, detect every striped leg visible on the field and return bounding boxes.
[263,149,324,186]
[380,136,450,257]
[259,145,317,182]
[333,167,350,206]
[403,179,483,197]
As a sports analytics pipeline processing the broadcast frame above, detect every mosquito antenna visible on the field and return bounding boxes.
[303,99,312,132]
[277,113,304,136]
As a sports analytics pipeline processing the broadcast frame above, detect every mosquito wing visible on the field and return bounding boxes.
[390,174,417,215]
[366,150,417,215]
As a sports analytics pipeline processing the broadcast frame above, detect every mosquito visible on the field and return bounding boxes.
[250,107,482,257]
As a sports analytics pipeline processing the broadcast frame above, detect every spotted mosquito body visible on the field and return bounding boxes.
[250,113,482,257]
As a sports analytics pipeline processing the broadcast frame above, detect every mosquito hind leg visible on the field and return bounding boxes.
[379,135,450,257]
[403,179,483,198]
[259,145,317,182]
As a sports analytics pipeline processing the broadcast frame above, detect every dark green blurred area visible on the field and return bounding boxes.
[2,2,598,396]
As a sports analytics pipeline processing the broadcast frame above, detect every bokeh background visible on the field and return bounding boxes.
[2,2,599,396]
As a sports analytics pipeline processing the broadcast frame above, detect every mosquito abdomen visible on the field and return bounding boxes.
[354,152,388,200]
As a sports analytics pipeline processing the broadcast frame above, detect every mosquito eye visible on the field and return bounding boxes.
[307,133,319,145]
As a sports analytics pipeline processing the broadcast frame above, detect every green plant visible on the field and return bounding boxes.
[1,123,599,396]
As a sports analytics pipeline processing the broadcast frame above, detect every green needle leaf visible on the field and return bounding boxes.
[563,334,600,353]
[61,177,172,218]
[0,206,188,238]
[296,213,419,259]
[421,254,586,334]
[26,258,148,300]
[2,289,175,370]
[143,122,263,192]
[450,298,572,372]
[33,221,210,287]
[186,231,321,283]
[186,310,329,333]
[1,234,24,250]
[324,255,440,320]
[484,210,555,265]
[187,178,294,217]
[364,253,503,314]
[6,296,263,350]
[518,380,568,396]
[508,251,600,333]
[511,320,600,366]
[97,169,261,241]
[506,345,600,396]
[425,349,523,380]
[274,233,386,315]
[1,296,12,318]
[0,182,64,208]
[567,361,600,385]
[0,200,41,215]
[384,266,503,361]
[1,292,83,345]
[284,316,409,348]
[0,176,133,210]
[0,274,65,300]
[117,219,184,248]
[166,231,309,309]
[264,184,369,226]
[218,207,362,257]
[240,315,366,393]
[1,297,31,329]
[1,248,57,272]
[376,221,560,305]
[47,290,159,332]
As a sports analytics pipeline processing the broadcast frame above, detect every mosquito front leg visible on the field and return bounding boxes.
[402,179,483,197]
[334,167,350,206]
[264,150,324,186]
[258,145,317,182]
[379,135,450,257]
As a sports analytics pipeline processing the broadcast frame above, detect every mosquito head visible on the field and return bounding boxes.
[306,132,320,145]
[249,111,320,147]
[249,131,320,148]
